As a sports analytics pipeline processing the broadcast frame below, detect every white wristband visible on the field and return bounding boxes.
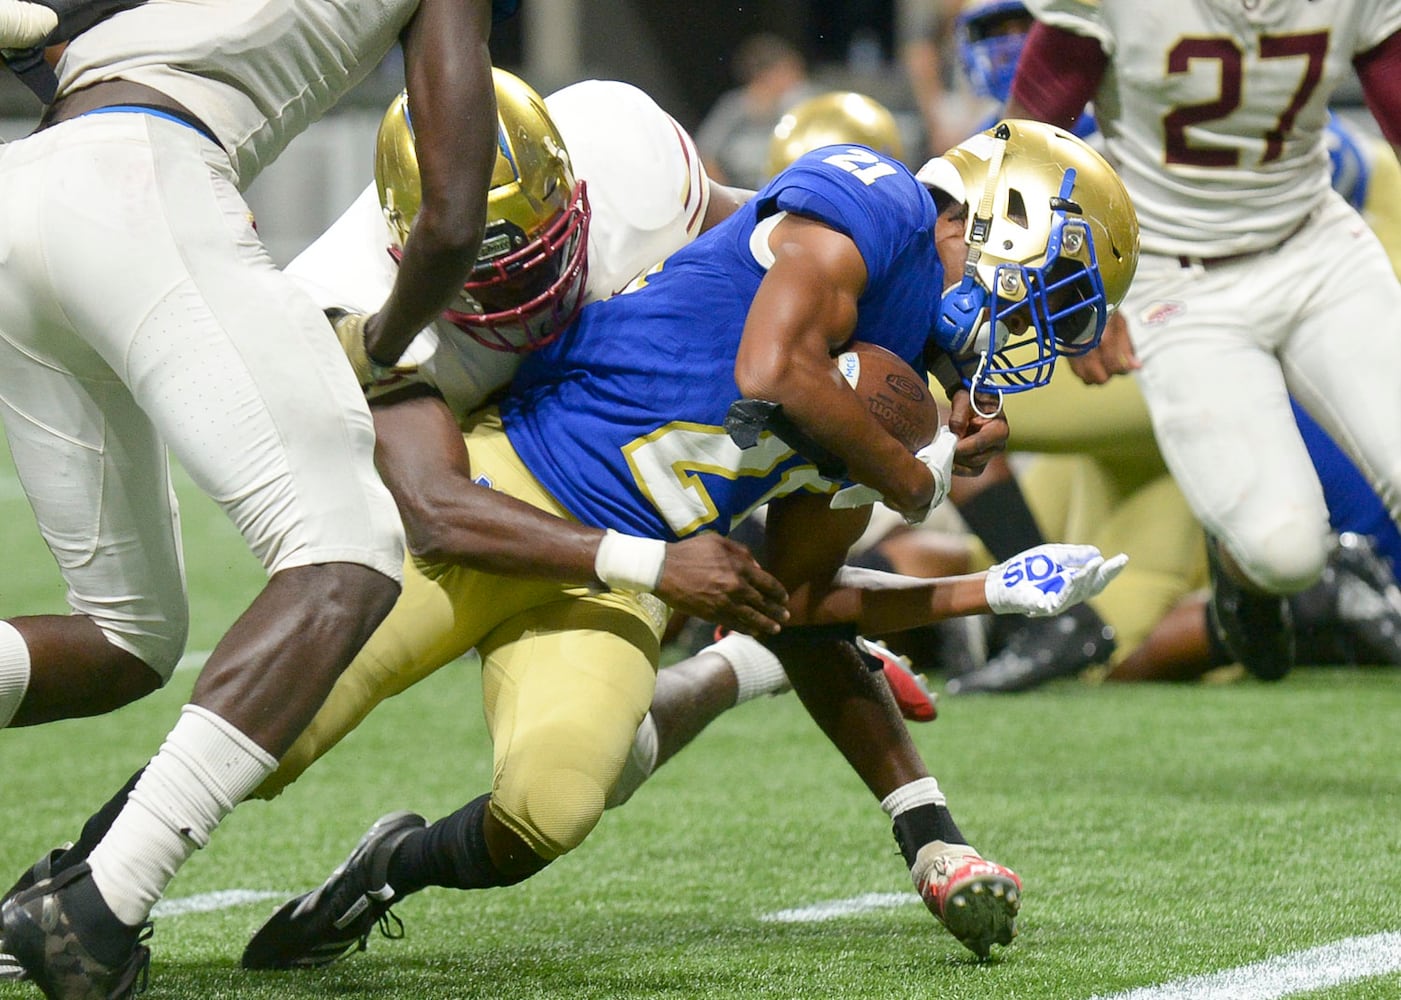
[594,529,667,593]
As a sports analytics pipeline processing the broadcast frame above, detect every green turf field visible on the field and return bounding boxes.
[3,448,1400,1000]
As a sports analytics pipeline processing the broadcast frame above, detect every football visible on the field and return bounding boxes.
[834,341,940,451]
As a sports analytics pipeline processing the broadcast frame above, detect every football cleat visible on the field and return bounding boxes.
[944,605,1115,695]
[1205,535,1295,681]
[856,636,938,722]
[242,811,426,970]
[0,843,73,981]
[910,841,1021,958]
[1329,532,1401,666]
[1,862,151,1000]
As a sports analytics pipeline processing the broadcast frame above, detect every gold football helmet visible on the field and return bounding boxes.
[375,69,590,353]
[918,118,1139,396]
[766,91,906,177]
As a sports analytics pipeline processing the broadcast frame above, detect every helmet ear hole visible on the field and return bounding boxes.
[934,275,988,354]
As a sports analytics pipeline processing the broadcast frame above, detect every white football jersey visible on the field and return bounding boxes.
[56,0,418,188]
[1024,0,1401,256]
[286,79,711,421]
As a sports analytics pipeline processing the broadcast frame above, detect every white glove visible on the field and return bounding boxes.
[0,0,57,48]
[984,543,1128,618]
[903,426,957,525]
[830,426,957,523]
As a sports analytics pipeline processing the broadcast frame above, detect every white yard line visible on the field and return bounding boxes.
[759,891,918,923]
[151,889,285,918]
[1091,932,1401,1000]
[761,893,1401,999]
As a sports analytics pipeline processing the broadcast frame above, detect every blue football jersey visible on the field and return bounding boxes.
[502,145,944,541]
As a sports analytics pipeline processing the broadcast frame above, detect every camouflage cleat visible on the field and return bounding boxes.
[242,810,426,970]
[0,843,72,981]
[910,841,1021,958]
[0,862,151,1000]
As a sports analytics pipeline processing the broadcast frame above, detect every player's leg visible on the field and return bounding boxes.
[607,631,787,807]
[0,133,190,730]
[242,597,659,970]
[2,115,404,991]
[769,629,1020,958]
[0,374,185,728]
[1130,254,1329,679]
[1282,197,1401,552]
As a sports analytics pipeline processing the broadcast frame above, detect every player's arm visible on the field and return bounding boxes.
[701,183,754,231]
[733,213,935,518]
[1355,28,1401,165]
[765,491,1124,634]
[359,0,497,369]
[368,388,789,636]
[1004,21,1106,129]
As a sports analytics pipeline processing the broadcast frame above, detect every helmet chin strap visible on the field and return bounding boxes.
[967,353,1005,419]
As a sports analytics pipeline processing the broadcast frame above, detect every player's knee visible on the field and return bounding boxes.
[103,609,188,687]
[1232,520,1329,594]
[494,766,611,860]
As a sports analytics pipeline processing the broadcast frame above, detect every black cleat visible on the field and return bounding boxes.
[242,811,426,970]
[1206,535,1295,681]
[1329,532,1401,666]
[1,862,150,1000]
[0,843,72,981]
[944,606,1116,694]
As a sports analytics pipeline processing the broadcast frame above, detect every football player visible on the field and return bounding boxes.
[232,115,1138,969]
[1002,0,1401,685]
[938,0,1401,693]
[0,0,511,996]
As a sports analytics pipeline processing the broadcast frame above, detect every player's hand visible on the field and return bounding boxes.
[654,534,790,637]
[830,426,958,520]
[899,426,957,525]
[329,310,412,389]
[984,543,1129,617]
[0,0,57,48]
[1068,311,1138,385]
[944,388,1010,476]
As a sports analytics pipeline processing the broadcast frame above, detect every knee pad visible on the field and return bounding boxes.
[492,764,610,861]
[1229,520,1330,595]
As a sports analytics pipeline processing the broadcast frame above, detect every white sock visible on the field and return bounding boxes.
[0,621,31,730]
[880,776,946,817]
[88,705,276,926]
[705,633,790,703]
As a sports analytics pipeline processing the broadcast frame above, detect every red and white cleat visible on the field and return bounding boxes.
[856,637,937,723]
[910,841,1021,958]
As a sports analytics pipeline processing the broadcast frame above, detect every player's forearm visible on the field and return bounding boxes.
[791,566,991,634]
[368,2,497,364]
[738,349,933,513]
[402,481,606,583]
[1356,29,1401,147]
[1007,21,1105,130]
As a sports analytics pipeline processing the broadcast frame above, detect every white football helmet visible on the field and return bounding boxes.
[918,119,1139,397]
[376,68,590,353]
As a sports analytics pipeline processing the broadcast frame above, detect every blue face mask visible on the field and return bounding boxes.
[930,167,1111,399]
